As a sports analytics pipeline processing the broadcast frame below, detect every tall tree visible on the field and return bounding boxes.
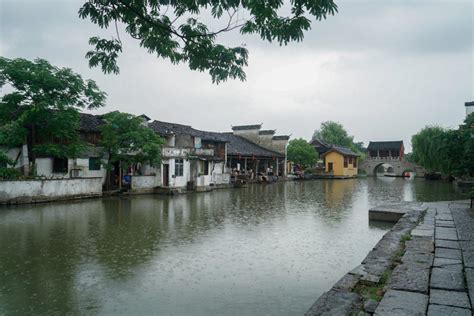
[287,138,317,167]
[0,57,106,174]
[313,121,354,148]
[79,0,338,83]
[99,111,164,188]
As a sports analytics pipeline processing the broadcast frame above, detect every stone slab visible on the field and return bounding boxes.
[374,290,428,315]
[430,266,465,291]
[464,268,474,307]
[412,229,434,237]
[402,251,433,268]
[305,289,361,316]
[427,304,470,316]
[364,299,378,314]
[461,251,474,269]
[436,214,454,221]
[435,247,462,260]
[433,257,463,267]
[333,273,360,291]
[436,239,460,250]
[406,237,434,253]
[436,220,455,228]
[369,206,406,222]
[429,289,470,309]
[389,264,430,294]
[436,227,458,241]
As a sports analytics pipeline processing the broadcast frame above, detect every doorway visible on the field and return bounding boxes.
[328,162,333,173]
[163,164,169,187]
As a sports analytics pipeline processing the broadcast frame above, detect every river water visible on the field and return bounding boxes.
[0,178,466,315]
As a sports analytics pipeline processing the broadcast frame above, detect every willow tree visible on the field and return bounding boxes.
[411,115,474,177]
[0,57,106,176]
[79,0,338,83]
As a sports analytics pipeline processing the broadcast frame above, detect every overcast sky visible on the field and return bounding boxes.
[1,0,473,151]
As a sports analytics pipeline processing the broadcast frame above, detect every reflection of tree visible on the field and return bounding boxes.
[321,179,357,211]
[89,198,165,280]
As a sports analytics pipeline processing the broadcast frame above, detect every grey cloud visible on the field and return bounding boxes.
[0,0,472,152]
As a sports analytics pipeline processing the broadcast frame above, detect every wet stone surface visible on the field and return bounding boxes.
[435,227,458,241]
[405,237,435,253]
[430,265,465,291]
[433,257,462,267]
[304,289,361,316]
[374,290,428,315]
[427,304,471,316]
[429,289,470,309]
[435,239,460,249]
[389,264,430,293]
[435,247,462,260]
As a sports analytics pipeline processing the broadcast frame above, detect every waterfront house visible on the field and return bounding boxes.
[321,146,359,178]
[367,141,404,161]
[149,120,230,191]
[224,124,289,177]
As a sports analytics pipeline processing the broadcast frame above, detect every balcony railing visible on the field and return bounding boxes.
[162,147,214,158]
[369,156,401,161]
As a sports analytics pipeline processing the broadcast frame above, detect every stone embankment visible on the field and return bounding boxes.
[306,200,474,315]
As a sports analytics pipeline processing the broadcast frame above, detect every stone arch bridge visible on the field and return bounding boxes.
[360,159,426,177]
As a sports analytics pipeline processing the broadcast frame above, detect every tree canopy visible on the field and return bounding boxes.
[287,138,317,167]
[411,114,474,177]
[312,120,365,158]
[79,0,338,83]
[313,121,353,147]
[0,57,106,172]
[100,111,164,173]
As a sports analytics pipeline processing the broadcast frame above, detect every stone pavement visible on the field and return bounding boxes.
[374,201,473,316]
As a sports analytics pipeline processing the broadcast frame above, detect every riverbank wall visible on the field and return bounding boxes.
[306,202,428,315]
[0,178,103,205]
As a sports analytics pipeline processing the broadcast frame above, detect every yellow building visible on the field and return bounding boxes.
[322,146,359,178]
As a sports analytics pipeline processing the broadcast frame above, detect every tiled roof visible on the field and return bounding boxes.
[232,124,262,131]
[80,113,104,132]
[272,135,290,140]
[149,120,228,142]
[322,145,359,157]
[222,134,284,158]
[259,130,276,135]
[466,101,474,107]
[367,141,403,151]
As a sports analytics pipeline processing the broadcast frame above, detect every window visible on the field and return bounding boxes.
[349,157,353,164]
[343,156,348,168]
[175,159,184,176]
[89,157,101,171]
[53,158,68,173]
[353,158,357,168]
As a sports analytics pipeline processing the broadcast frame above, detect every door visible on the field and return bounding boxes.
[328,162,333,173]
[163,164,169,187]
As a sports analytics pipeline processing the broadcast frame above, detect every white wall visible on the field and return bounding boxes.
[35,157,107,183]
[131,175,160,191]
[0,178,102,204]
[168,158,191,188]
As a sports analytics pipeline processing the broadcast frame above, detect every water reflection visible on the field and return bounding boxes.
[0,178,465,315]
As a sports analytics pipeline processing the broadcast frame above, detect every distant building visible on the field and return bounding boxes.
[367,141,404,161]
[226,124,289,176]
[466,101,474,117]
[321,146,359,178]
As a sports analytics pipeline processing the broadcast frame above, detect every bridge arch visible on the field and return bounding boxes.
[359,159,426,177]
